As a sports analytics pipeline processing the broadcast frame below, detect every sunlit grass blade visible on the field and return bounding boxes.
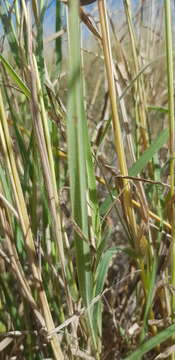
[0,54,31,98]
[147,105,168,113]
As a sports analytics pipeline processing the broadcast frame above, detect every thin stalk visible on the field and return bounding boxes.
[98,1,158,344]
[123,0,149,153]
[98,0,138,246]
[164,2,175,359]
[123,1,157,335]
[55,0,62,70]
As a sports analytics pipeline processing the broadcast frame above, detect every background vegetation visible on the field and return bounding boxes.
[0,0,175,359]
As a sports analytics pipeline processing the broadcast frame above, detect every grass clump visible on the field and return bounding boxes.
[0,0,175,359]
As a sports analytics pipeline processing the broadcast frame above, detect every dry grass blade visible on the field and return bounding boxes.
[0,337,13,352]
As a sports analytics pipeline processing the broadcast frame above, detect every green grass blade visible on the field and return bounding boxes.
[147,105,168,113]
[67,0,97,351]
[95,247,136,296]
[85,135,101,244]
[100,128,168,216]
[67,0,91,303]
[93,246,137,339]
[0,54,31,98]
[140,256,158,342]
[93,247,120,340]
[123,322,175,360]
[129,128,168,176]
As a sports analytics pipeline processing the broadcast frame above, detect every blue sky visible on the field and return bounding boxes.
[43,0,122,35]
[0,0,155,45]
[43,0,139,38]
[1,0,116,38]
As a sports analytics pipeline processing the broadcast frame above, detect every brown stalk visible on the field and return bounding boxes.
[97,0,138,245]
